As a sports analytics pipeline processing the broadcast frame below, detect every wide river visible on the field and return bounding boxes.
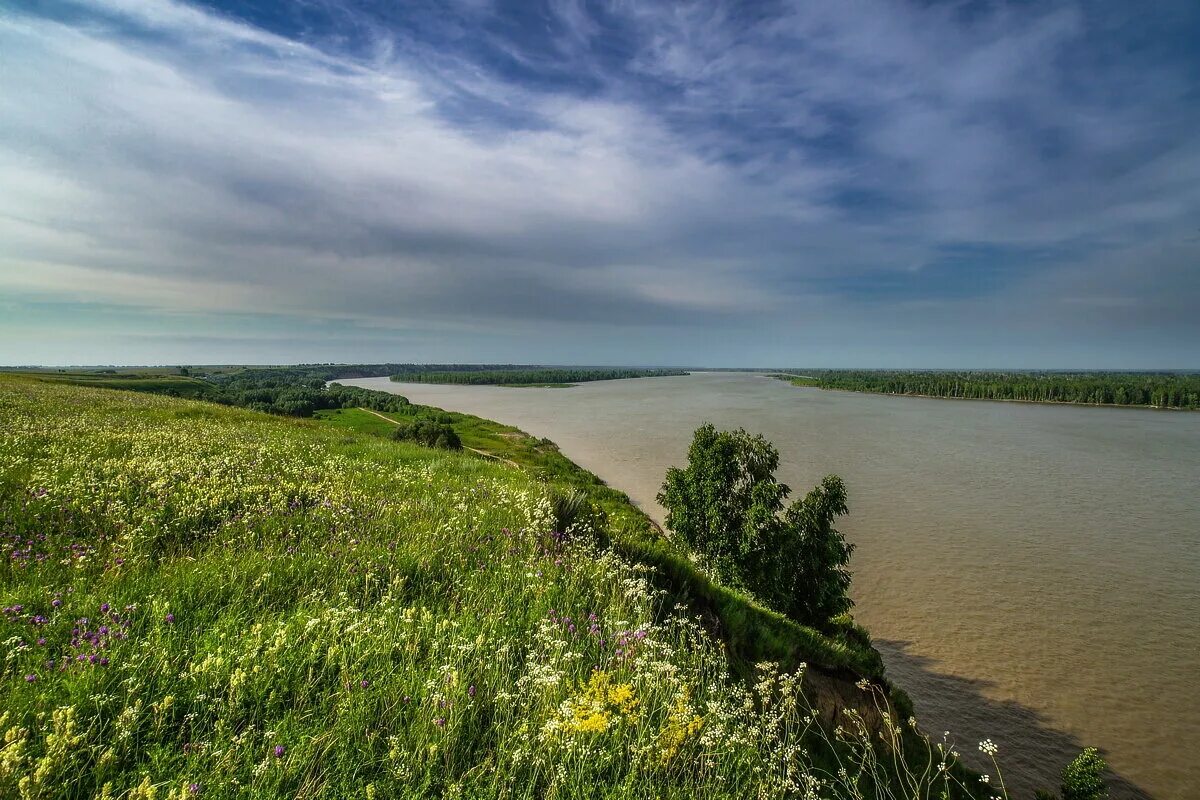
[344,372,1199,799]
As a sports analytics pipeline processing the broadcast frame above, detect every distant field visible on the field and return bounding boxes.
[26,372,223,400]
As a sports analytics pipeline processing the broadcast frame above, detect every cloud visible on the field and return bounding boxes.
[0,0,1197,365]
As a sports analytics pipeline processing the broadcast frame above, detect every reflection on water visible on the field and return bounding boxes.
[342,372,1200,799]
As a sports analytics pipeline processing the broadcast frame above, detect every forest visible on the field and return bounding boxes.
[392,367,687,386]
[781,370,1200,409]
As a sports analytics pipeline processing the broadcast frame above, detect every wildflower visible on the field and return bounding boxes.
[25,673,37,682]
[434,718,446,727]
[468,685,476,698]
[188,783,201,795]
[165,613,175,624]
[273,745,286,758]
[360,679,370,689]
[978,739,998,756]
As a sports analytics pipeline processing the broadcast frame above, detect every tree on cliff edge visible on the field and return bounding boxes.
[657,423,854,626]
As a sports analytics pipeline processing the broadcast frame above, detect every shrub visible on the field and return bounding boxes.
[391,419,462,450]
[1062,747,1108,800]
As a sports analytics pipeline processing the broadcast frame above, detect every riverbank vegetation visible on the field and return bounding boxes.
[0,375,1026,798]
[12,364,687,413]
[391,367,687,386]
[659,425,853,628]
[778,370,1200,409]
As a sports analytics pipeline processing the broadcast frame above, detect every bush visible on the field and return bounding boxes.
[391,419,462,450]
[1062,747,1108,800]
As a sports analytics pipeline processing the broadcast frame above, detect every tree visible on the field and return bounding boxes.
[1062,748,1108,800]
[769,475,853,622]
[657,424,788,587]
[658,424,854,626]
[391,419,461,450]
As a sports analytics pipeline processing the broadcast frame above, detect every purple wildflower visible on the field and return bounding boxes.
[360,679,370,689]
[468,685,477,698]
[24,673,36,682]
[165,613,175,624]
[273,745,286,758]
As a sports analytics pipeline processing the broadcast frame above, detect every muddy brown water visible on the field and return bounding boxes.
[343,372,1200,799]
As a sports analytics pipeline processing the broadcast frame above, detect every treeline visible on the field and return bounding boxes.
[782,370,1200,409]
[392,367,687,386]
[205,374,415,417]
[207,364,559,382]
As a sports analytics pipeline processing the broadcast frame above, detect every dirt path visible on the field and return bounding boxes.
[356,407,521,468]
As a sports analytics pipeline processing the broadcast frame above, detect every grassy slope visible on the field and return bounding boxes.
[316,407,885,679]
[28,372,224,401]
[0,377,988,799]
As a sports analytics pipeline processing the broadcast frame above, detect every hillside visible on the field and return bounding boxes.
[0,377,989,798]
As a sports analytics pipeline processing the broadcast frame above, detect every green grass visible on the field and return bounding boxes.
[23,372,224,400]
[0,377,996,799]
[321,400,885,679]
[312,407,407,438]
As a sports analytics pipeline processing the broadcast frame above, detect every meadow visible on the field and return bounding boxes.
[0,376,1001,798]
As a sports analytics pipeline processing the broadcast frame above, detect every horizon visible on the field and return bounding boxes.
[4,362,1199,374]
[2,1,1199,366]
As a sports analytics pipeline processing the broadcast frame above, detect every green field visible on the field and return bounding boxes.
[0,376,999,798]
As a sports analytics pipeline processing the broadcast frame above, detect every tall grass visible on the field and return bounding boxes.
[1,378,996,798]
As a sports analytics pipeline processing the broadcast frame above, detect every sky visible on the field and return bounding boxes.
[1,0,1198,368]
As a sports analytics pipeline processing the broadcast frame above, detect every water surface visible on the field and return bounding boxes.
[343,372,1200,799]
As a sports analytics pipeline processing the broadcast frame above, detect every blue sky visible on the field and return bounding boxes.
[1,0,1198,367]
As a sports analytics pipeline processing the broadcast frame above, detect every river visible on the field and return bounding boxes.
[342,372,1200,799]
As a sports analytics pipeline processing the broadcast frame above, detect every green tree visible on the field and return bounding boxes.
[768,475,853,622]
[657,424,788,586]
[1062,748,1108,800]
[658,424,854,626]
[391,419,461,450]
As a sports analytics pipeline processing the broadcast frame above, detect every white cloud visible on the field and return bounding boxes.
[0,0,1197,366]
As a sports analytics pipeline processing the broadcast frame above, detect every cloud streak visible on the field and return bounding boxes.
[1,0,1197,366]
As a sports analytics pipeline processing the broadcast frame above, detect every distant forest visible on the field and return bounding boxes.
[392,367,688,386]
[780,370,1200,409]
[19,364,688,418]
